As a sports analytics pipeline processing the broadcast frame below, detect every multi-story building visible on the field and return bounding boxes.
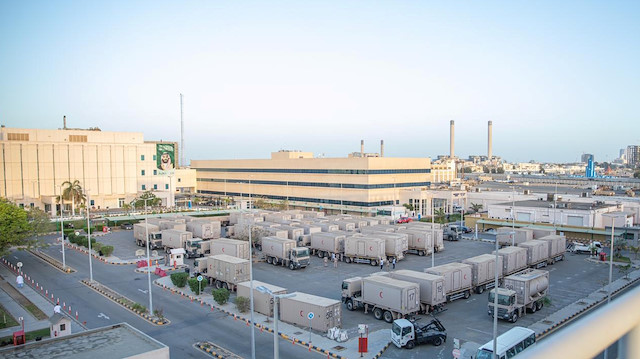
[0,125,178,213]
[581,153,594,163]
[626,145,640,167]
[487,199,620,227]
[192,150,454,216]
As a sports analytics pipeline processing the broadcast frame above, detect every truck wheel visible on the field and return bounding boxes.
[476,286,484,294]
[405,340,415,349]
[537,301,543,311]
[266,257,272,264]
[373,308,383,320]
[383,311,394,323]
[511,313,518,323]
[317,251,323,258]
[346,300,355,311]
[289,263,295,270]
[464,290,471,299]
[432,337,443,346]
[370,260,378,266]
[272,258,279,266]
[418,250,425,256]
[345,257,352,264]
[529,304,537,313]
[222,282,229,290]
[215,280,222,289]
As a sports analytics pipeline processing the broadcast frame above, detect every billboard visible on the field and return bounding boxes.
[157,143,175,175]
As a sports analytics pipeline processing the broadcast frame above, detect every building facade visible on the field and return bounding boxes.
[626,145,640,167]
[0,126,178,212]
[192,150,453,215]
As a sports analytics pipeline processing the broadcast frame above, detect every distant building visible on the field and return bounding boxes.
[626,146,640,167]
[581,153,594,163]
[487,199,620,227]
[586,157,596,178]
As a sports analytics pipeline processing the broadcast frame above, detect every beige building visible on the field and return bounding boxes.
[192,150,454,216]
[0,126,179,213]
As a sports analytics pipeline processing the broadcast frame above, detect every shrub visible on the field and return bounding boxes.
[92,242,103,252]
[212,288,230,305]
[95,224,104,232]
[101,245,114,257]
[82,226,96,234]
[235,296,250,313]
[170,272,189,288]
[153,308,164,320]
[131,303,147,313]
[188,278,203,295]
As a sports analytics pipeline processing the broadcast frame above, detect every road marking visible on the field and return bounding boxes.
[465,298,476,304]
[547,268,557,272]
[138,289,148,294]
[98,313,110,320]
[466,326,492,335]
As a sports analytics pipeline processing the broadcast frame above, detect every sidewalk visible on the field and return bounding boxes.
[156,276,391,359]
[0,264,85,336]
[0,283,49,338]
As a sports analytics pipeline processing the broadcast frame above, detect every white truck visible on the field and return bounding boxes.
[210,238,250,260]
[569,241,602,254]
[194,254,250,291]
[133,223,163,249]
[343,236,385,266]
[342,275,421,323]
[261,236,310,270]
[161,229,202,258]
[488,268,549,323]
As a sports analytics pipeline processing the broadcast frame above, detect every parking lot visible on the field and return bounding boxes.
[95,226,627,358]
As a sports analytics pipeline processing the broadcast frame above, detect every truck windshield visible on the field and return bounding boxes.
[295,248,309,257]
[392,322,402,336]
[488,292,512,306]
[341,282,349,290]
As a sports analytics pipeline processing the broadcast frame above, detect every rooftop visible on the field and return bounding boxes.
[496,199,614,211]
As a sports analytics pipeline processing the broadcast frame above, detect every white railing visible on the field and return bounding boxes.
[520,284,640,359]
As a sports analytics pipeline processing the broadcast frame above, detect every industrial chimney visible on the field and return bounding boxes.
[488,121,493,160]
[63,115,67,130]
[360,140,364,156]
[380,140,384,157]
[449,120,455,158]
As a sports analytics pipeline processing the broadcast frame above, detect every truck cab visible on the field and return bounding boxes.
[391,318,447,349]
[443,225,462,241]
[288,247,310,269]
[184,238,202,258]
[341,277,362,301]
[488,288,518,322]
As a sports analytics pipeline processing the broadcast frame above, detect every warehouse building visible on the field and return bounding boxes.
[193,150,454,216]
[0,124,182,212]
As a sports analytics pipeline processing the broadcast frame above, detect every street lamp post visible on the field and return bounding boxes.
[57,185,66,270]
[248,177,256,359]
[86,191,94,282]
[601,213,617,359]
[431,198,435,268]
[492,216,500,359]
[511,187,516,246]
[256,286,296,359]
[144,199,153,315]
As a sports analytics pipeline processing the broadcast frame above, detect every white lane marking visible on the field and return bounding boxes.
[138,289,148,294]
[98,313,110,320]
[466,326,493,335]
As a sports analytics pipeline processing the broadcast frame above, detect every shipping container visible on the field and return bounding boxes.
[493,246,528,275]
[237,280,287,316]
[333,220,356,232]
[310,232,346,258]
[538,234,566,263]
[344,236,385,265]
[497,227,534,246]
[462,254,504,293]
[186,221,216,240]
[317,223,339,232]
[360,232,408,260]
[518,240,550,268]
[389,270,446,312]
[210,238,250,260]
[205,254,250,291]
[161,229,193,249]
[278,225,305,242]
[280,292,341,331]
[424,262,473,301]
[532,228,556,239]
[359,276,420,318]
[396,229,434,256]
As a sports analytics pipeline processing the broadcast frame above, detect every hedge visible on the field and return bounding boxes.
[170,272,189,288]
[212,288,230,305]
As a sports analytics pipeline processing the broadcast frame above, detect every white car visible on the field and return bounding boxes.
[570,241,602,254]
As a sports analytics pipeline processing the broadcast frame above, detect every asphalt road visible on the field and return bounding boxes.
[7,234,320,359]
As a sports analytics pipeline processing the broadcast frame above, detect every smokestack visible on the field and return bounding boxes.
[449,120,455,158]
[380,140,384,157]
[360,140,364,156]
[488,121,493,160]
[63,116,67,130]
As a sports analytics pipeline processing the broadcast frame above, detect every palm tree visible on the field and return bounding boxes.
[470,202,483,214]
[434,208,446,224]
[62,180,86,216]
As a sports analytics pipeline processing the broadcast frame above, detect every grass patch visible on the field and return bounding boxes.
[614,256,631,264]
[24,304,48,321]
[0,327,50,347]
[0,304,19,329]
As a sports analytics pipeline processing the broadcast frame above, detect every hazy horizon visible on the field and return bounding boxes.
[1,1,638,164]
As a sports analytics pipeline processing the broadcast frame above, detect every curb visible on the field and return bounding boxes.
[64,242,143,266]
[27,249,75,274]
[156,281,348,359]
[82,279,170,326]
[372,341,392,359]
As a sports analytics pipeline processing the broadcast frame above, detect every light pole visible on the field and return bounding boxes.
[492,215,500,359]
[144,199,153,315]
[86,191,94,282]
[431,198,435,268]
[340,182,343,215]
[601,213,617,359]
[256,286,296,359]
[57,185,66,270]
[511,186,516,246]
[248,177,256,359]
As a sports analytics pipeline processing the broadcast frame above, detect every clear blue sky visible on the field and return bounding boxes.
[1,1,638,164]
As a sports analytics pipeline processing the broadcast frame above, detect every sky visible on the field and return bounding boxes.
[1,1,639,164]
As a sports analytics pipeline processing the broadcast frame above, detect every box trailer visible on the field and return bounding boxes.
[210,238,250,260]
[186,221,216,240]
[518,240,550,268]
[341,276,420,323]
[344,236,385,266]
[397,229,434,256]
[362,232,408,260]
[196,254,250,291]
[493,246,528,276]
[497,227,534,247]
[424,263,473,302]
[462,254,504,294]
[261,237,310,270]
[538,234,566,264]
[532,228,556,239]
[237,280,287,316]
[389,270,446,313]
[280,292,341,331]
[310,232,346,258]
[333,220,356,232]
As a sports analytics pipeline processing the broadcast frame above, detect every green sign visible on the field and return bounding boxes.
[156,143,175,174]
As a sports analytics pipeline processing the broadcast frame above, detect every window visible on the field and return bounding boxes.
[141,170,145,176]
[69,135,87,142]
[7,133,29,141]
[141,155,145,161]
[153,154,157,160]
[142,185,146,190]
[154,184,158,190]
[165,184,169,189]
[60,323,66,331]
[118,198,125,207]
[90,200,95,206]
[178,178,181,182]
[153,170,157,175]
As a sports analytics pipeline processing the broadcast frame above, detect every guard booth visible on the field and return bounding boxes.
[49,313,72,338]
[169,248,186,267]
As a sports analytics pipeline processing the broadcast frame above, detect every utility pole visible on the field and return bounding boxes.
[144,199,153,315]
[86,191,94,282]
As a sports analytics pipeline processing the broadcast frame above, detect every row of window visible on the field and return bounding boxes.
[141,184,170,190]
[141,169,159,176]
[140,155,157,161]
[198,190,394,207]
[197,168,430,175]
[197,178,430,189]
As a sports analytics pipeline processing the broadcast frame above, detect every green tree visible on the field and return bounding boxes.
[28,207,53,238]
[212,288,230,305]
[62,180,86,216]
[434,208,446,224]
[132,191,162,209]
[403,203,414,211]
[235,296,250,313]
[470,203,483,214]
[0,198,32,256]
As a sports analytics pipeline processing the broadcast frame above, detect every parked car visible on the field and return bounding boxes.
[397,218,413,224]
[120,223,133,230]
[484,228,497,235]
[460,226,472,233]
